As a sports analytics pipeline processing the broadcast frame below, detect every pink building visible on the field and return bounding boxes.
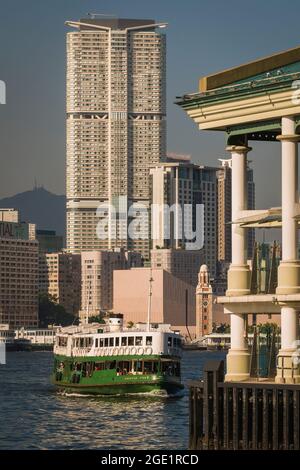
[113,268,196,338]
[80,249,142,321]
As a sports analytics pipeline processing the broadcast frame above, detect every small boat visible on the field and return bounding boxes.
[52,315,184,396]
[181,341,207,351]
[0,324,15,351]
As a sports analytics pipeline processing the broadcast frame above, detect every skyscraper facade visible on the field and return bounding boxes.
[66,18,166,260]
[150,162,217,278]
[0,220,39,328]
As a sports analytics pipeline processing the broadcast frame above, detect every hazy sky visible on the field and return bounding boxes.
[1,0,300,212]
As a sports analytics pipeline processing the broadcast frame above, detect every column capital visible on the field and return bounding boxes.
[276,134,300,143]
[226,145,252,154]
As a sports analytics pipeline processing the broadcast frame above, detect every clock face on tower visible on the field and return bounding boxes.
[203,300,208,307]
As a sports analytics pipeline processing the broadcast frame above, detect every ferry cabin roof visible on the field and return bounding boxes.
[55,330,182,358]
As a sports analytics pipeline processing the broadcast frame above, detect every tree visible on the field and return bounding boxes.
[247,322,280,334]
[38,293,78,327]
[88,315,105,324]
[213,322,230,334]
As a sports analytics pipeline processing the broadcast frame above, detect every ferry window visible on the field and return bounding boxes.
[128,337,134,346]
[135,336,142,346]
[134,360,143,373]
[168,337,172,347]
[162,361,172,374]
[104,338,109,347]
[115,337,120,347]
[105,360,116,370]
[121,337,127,346]
[76,363,82,371]
[123,361,130,374]
[86,362,94,375]
[95,362,105,371]
[174,362,181,377]
[144,361,153,374]
[95,338,98,348]
[82,363,87,377]
[146,336,152,346]
[100,338,104,348]
[80,338,84,348]
[153,361,159,373]
[58,337,67,347]
[109,337,114,347]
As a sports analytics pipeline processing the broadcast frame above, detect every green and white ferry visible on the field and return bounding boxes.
[52,314,184,395]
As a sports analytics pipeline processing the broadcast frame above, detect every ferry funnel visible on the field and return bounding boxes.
[109,313,123,332]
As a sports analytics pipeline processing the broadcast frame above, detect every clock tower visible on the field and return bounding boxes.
[196,264,213,338]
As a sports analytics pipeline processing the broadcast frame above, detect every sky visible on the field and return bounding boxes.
[1,0,300,214]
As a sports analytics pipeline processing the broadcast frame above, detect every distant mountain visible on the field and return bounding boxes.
[0,188,66,237]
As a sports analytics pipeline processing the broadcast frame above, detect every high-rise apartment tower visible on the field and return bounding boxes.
[66,17,167,260]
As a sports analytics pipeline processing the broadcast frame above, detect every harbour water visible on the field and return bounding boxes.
[0,350,226,450]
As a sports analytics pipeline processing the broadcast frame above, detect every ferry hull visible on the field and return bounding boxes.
[52,380,184,396]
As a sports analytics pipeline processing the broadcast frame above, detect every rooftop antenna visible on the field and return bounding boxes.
[146,268,154,332]
[87,13,117,19]
[85,279,92,325]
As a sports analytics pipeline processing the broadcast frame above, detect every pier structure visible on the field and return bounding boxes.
[177,45,300,385]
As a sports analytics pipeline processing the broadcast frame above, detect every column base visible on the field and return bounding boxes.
[226,264,250,296]
[225,348,250,382]
[275,349,300,384]
[276,260,300,294]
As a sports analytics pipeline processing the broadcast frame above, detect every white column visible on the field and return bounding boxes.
[231,148,248,265]
[281,307,299,350]
[281,116,298,261]
[276,116,300,383]
[226,145,251,296]
[225,145,251,382]
[230,313,247,350]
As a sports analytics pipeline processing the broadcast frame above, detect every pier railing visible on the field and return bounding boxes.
[189,360,300,450]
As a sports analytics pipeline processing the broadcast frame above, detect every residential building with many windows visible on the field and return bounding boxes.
[0,221,39,328]
[80,248,142,321]
[66,17,166,260]
[39,252,81,316]
[150,162,217,278]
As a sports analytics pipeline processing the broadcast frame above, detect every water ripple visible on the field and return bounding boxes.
[0,350,226,449]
